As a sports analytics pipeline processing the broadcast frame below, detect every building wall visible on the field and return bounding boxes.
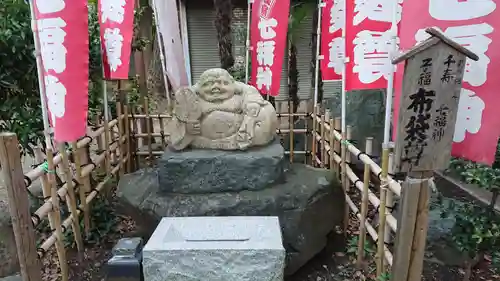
[184,0,340,100]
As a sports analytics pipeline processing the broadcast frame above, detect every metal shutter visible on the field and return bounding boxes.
[186,0,288,97]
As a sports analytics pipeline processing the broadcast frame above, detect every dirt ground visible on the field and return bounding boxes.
[32,192,499,281]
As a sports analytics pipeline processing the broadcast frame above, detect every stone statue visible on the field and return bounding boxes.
[167,68,278,151]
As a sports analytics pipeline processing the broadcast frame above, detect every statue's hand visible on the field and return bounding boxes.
[245,103,261,117]
[186,121,201,135]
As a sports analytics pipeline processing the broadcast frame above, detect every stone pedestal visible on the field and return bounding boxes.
[142,217,285,281]
[118,143,344,275]
[158,140,285,194]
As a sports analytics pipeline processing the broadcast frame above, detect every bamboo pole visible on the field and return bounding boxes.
[121,83,131,173]
[71,142,90,235]
[34,146,55,229]
[329,117,335,172]
[158,113,166,150]
[102,82,112,176]
[320,110,326,168]
[304,100,310,165]
[131,106,139,170]
[342,125,352,234]
[334,117,341,179]
[145,96,153,166]
[46,147,69,281]
[0,133,43,281]
[116,100,124,179]
[311,105,317,166]
[376,145,391,277]
[58,143,84,254]
[357,137,373,267]
[289,100,294,163]
[385,152,395,243]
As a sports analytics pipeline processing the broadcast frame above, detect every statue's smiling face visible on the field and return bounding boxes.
[198,71,236,102]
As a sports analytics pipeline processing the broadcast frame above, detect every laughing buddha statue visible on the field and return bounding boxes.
[167,68,278,151]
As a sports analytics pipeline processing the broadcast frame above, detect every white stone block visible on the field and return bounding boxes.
[142,216,285,281]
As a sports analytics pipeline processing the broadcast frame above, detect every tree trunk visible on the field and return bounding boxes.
[288,42,300,118]
[213,0,235,70]
[310,5,323,104]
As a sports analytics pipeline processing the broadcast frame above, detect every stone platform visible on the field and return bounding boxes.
[143,217,285,281]
[158,139,286,194]
[118,163,343,275]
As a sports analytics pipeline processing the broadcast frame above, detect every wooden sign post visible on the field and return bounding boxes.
[390,28,478,281]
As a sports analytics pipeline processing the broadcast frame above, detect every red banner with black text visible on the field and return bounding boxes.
[98,0,135,79]
[394,0,500,165]
[320,0,344,81]
[344,0,403,91]
[33,0,89,142]
[250,0,290,96]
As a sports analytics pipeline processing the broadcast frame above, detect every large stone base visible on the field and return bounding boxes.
[117,164,344,275]
[158,139,286,194]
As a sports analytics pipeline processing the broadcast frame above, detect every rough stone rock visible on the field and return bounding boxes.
[143,217,285,281]
[158,139,286,194]
[0,275,20,281]
[0,199,18,278]
[118,164,344,275]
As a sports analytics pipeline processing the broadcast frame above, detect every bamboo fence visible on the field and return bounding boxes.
[1,99,414,281]
[0,105,130,281]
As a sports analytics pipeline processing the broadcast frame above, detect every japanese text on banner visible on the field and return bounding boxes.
[320,0,345,81]
[250,0,290,97]
[394,0,500,165]
[98,0,135,79]
[345,0,402,91]
[33,0,89,142]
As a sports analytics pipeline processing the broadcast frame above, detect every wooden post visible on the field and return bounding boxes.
[357,137,373,267]
[390,28,478,281]
[0,133,42,281]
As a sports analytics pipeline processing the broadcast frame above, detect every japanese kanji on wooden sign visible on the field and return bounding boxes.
[393,28,479,173]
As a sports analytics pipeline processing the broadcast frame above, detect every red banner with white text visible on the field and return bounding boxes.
[33,0,89,142]
[250,0,290,96]
[345,0,403,91]
[320,0,344,81]
[98,0,135,79]
[394,0,500,165]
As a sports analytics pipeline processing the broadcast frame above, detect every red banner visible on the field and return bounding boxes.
[98,0,135,79]
[345,0,403,91]
[33,0,89,142]
[320,0,344,81]
[250,0,290,96]
[394,0,500,165]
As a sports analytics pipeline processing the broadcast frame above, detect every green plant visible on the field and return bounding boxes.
[377,272,391,281]
[346,236,375,257]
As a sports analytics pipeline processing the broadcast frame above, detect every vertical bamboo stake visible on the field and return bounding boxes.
[0,133,42,281]
[311,105,318,166]
[158,114,166,150]
[46,147,69,281]
[34,146,55,228]
[289,101,294,163]
[131,106,139,170]
[116,100,124,179]
[71,142,90,235]
[385,152,395,243]
[377,145,390,277]
[320,110,327,168]
[342,125,352,235]
[334,117,341,179]
[304,100,310,165]
[357,137,373,267]
[329,117,335,171]
[80,145,93,232]
[121,84,131,173]
[95,114,104,174]
[145,96,153,167]
[58,143,84,254]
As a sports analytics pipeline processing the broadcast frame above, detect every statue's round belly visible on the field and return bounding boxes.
[200,111,244,139]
